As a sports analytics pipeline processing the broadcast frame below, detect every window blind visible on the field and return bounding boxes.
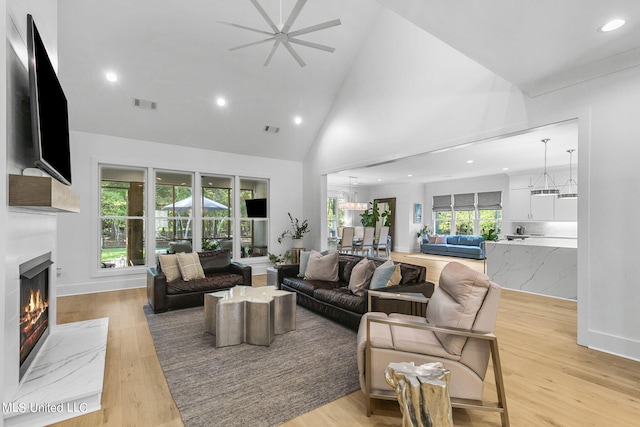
[453,193,475,211]
[432,195,452,212]
[477,191,502,210]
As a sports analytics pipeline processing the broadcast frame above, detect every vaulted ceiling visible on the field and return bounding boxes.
[57,1,640,181]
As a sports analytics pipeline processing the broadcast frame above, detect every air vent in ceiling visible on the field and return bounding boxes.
[133,98,158,110]
[264,125,280,133]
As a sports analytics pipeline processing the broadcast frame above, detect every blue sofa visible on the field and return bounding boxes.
[420,235,486,259]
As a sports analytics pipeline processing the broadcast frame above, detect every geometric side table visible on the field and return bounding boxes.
[204,286,296,347]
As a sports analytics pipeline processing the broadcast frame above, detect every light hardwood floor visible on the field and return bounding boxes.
[51,253,640,427]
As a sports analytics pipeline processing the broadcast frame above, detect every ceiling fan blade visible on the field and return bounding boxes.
[229,37,275,51]
[288,38,335,53]
[218,21,274,36]
[288,19,341,38]
[283,42,306,67]
[250,0,280,33]
[264,40,281,67]
[281,0,307,33]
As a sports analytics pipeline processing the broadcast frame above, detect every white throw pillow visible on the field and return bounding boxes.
[176,252,205,281]
[158,254,181,282]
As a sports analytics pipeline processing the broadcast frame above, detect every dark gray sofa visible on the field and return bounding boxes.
[147,249,251,313]
[276,253,435,330]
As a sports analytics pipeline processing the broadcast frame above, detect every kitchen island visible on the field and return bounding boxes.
[485,238,577,299]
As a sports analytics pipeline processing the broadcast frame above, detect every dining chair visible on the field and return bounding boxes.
[338,227,355,253]
[374,226,389,257]
[357,227,375,256]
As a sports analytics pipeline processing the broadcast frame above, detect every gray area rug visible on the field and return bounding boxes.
[144,304,360,427]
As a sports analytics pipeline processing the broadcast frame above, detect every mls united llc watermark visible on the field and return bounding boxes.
[3,401,89,414]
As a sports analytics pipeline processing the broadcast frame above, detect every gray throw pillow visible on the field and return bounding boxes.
[304,251,339,281]
[297,251,312,278]
[370,260,402,289]
[348,258,376,296]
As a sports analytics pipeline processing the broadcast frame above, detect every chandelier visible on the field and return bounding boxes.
[530,138,560,196]
[558,149,577,199]
[339,177,368,211]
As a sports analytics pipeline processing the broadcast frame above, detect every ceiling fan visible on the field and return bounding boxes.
[220,0,341,67]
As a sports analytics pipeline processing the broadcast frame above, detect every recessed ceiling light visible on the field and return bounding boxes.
[407,174,413,177]
[467,160,474,164]
[377,179,382,182]
[294,116,302,125]
[503,167,509,171]
[216,97,227,107]
[599,19,626,32]
[105,72,118,82]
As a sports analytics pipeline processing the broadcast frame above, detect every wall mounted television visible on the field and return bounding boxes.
[27,14,72,186]
[245,198,267,218]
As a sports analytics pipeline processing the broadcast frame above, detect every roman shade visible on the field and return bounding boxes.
[432,195,452,212]
[453,193,475,211]
[477,191,502,210]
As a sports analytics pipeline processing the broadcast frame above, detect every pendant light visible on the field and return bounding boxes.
[338,177,368,211]
[558,149,578,199]
[530,138,559,196]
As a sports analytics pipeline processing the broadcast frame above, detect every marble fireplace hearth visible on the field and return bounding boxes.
[3,318,108,427]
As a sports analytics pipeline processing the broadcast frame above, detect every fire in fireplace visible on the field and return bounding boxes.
[19,252,52,380]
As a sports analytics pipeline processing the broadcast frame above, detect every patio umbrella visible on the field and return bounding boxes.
[162,196,228,239]
[162,196,228,212]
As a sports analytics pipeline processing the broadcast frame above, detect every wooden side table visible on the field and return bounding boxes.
[290,248,306,264]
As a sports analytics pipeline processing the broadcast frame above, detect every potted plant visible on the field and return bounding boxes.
[416,225,432,240]
[202,238,220,251]
[481,227,500,242]
[268,250,292,265]
[360,201,380,227]
[278,212,309,248]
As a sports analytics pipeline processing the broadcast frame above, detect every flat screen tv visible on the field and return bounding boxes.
[245,198,267,218]
[27,14,72,186]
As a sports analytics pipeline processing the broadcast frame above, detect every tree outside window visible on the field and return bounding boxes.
[455,210,475,235]
[434,211,452,235]
[100,166,145,268]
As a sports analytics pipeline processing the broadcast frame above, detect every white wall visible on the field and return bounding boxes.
[3,0,58,411]
[304,7,640,360]
[56,131,303,295]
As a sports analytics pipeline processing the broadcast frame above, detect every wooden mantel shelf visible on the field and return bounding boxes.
[9,174,80,213]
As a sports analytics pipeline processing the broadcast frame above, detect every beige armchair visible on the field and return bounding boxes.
[357,261,509,426]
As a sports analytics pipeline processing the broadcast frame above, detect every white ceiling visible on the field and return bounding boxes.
[57,1,640,178]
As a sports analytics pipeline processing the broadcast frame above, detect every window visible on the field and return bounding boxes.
[478,191,503,235]
[455,210,475,235]
[432,195,452,235]
[155,171,193,253]
[453,193,475,235]
[201,175,233,253]
[100,166,146,268]
[239,178,269,258]
[433,191,502,236]
[327,197,346,237]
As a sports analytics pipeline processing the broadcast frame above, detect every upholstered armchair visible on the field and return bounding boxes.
[356,261,509,426]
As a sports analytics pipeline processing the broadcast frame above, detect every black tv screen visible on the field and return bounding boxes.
[27,14,72,185]
[245,198,267,218]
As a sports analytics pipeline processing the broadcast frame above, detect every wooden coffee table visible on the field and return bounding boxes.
[204,286,296,347]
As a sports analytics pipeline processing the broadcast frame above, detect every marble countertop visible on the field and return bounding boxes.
[488,237,577,249]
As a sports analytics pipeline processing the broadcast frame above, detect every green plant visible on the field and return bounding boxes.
[268,250,292,265]
[202,238,220,251]
[277,212,309,243]
[416,225,432,239]
[360,201,380,227]
[481,228,500,241]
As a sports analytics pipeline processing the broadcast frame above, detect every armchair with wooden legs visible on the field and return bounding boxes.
[356,261,509,426]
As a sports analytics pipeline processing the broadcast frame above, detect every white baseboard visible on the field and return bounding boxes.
[57,276,145,296]
[583,330,640,363]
